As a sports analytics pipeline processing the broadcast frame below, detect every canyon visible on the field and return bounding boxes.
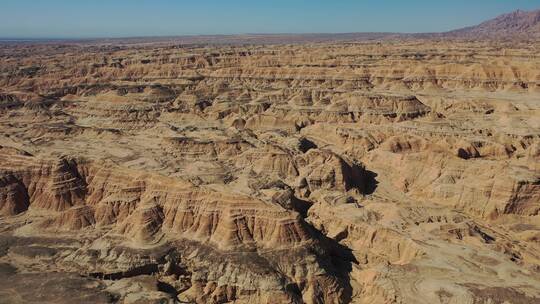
[0,10,540,304]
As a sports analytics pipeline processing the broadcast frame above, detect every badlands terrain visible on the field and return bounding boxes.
[1,13,540,304]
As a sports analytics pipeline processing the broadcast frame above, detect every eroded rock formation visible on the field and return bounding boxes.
[0,38,539,303]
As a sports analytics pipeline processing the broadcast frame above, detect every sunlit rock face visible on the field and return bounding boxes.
[0,35,539,304]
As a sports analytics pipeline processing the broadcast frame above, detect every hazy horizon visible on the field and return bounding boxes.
[1,0,540,39]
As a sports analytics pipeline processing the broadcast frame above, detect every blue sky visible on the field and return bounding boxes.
[1,0,540,38]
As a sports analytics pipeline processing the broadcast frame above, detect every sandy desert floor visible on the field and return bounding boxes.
[0,40,539,303]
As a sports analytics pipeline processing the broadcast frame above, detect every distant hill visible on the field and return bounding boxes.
[445,9,540,39]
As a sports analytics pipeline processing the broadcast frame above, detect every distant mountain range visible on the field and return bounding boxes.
[444,9,540,39]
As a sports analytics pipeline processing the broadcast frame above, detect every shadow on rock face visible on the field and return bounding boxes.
[299,137,318,153]
[342,162,379,195]
[291,195,313,218]
[307,221,359,304]
[157,280,179,299]
[359,169,378,195]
